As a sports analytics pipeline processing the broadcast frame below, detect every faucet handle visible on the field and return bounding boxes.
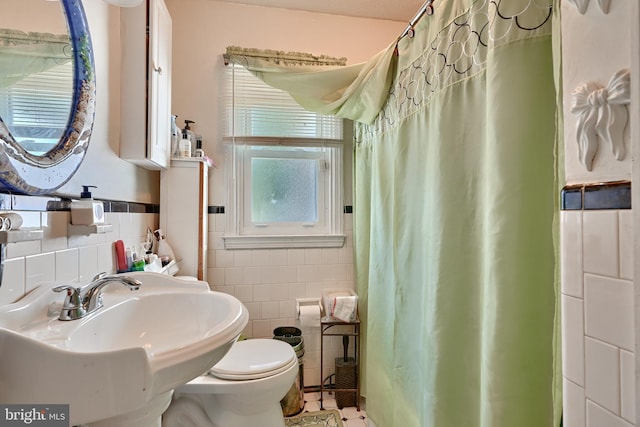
[91,271,107,281]
[52,284,80,296]
[52,285,81,306]
[52,285,84,321]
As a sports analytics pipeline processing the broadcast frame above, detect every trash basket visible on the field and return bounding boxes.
[273,327,305,416]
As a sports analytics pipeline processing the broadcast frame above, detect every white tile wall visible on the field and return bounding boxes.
[564,378,586,427]
[208,213,356,387]
[618,211,633,280]
[561,209,635,427]
[582,211,619,277]
[0,211,158,303]
[620,350,636,423]
[0,208,356,390]
[586,400,634,427]
[561,211,584,298]
[562,294,585,385]
[0,258,25,305]
[584,337,620,414]
[584,274,634,351]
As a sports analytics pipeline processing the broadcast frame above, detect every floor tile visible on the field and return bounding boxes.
[299,391,368,426]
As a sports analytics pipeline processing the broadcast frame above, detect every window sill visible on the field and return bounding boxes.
[223,234,345,250]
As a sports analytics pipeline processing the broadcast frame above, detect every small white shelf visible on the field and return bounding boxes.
[170,157,213,167]
[0,228,44,244]
[67,223,113,236]
[144,259,179,276]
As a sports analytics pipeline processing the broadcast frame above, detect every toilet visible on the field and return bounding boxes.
[162,338,299,427]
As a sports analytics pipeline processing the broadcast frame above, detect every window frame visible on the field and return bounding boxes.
[224,143,344,250]
[222,63,346,249]
[242,146,327,234]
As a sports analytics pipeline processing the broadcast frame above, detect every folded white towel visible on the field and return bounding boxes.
[332,296,357,322]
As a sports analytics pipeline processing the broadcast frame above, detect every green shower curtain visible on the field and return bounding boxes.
[353,2,560,425]
[229,1,561,425]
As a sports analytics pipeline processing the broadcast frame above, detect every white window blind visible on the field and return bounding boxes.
[0,61,73,154]
[223,64,343,144]
[222,62,345,249]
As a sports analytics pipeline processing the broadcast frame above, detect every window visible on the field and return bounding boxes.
[223,64,345,249]
[0,62,73,155]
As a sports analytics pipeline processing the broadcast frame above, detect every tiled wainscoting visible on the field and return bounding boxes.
[0,194,357,391]
[207,212,357,388]
[561,182,635,427]
[0,208,158,305]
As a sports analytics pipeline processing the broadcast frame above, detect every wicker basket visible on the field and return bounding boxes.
[335,357,357,408]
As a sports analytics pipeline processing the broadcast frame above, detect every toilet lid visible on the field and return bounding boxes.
[210,339,297,380]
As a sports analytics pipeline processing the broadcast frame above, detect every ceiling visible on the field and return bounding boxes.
[216,0,426,22]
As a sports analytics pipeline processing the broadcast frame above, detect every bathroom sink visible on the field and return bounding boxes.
[0,272,248,426]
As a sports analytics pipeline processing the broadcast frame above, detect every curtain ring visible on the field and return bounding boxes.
[426,4,434,15]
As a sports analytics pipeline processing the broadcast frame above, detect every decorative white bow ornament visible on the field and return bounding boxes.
[570,69,630,171]
[566,0,610,14]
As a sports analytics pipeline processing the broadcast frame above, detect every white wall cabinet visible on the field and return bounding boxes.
[160,158,209,280]
[120,0,172,170]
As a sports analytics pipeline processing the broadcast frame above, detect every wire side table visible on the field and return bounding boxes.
[319,317,360,411]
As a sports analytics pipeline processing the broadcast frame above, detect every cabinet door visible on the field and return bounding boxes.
[120,0,172,169]
[147,0,172,168]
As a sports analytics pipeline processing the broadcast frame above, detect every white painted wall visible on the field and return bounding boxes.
[165,0,405,205]
[561,0,632,184]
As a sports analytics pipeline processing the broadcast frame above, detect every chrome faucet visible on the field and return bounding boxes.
[53,272,142,321]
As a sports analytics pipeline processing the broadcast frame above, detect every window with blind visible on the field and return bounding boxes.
[223,64,342,142]
[0,62,73,155]
[223,64,345,249]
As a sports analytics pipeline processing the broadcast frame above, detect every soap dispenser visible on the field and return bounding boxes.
[71,185,105,225]
[178,129,191,157]
[183,119,195,156]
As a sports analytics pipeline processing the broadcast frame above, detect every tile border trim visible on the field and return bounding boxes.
[0,193,160,214]
[561,181,631,211]
[0,193,356,216]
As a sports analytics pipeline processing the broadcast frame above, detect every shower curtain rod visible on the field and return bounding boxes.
[397,0,436,42]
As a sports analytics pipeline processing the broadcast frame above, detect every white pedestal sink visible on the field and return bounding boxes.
[0,272,248,426]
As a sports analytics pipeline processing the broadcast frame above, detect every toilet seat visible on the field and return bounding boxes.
[209,339,297,380]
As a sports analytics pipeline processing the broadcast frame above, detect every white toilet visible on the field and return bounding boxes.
[162,338,299,427]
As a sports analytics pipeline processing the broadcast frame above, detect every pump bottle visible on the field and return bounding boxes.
[183,119,196,156]
[71,185,105,225]
[178,129,191,157]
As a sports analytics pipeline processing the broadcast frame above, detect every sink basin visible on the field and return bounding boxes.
[0,272,248,426]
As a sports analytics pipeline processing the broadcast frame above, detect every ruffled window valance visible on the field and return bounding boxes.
[223,46,347,68]
[222,44,398,125]
[0,29,71,88]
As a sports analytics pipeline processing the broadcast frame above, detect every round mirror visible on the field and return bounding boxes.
[0,0,95,195]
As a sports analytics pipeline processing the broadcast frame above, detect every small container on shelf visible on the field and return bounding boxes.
[71,185,105,226]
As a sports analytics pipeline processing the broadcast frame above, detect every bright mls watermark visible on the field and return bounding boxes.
[0,405,68,426]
